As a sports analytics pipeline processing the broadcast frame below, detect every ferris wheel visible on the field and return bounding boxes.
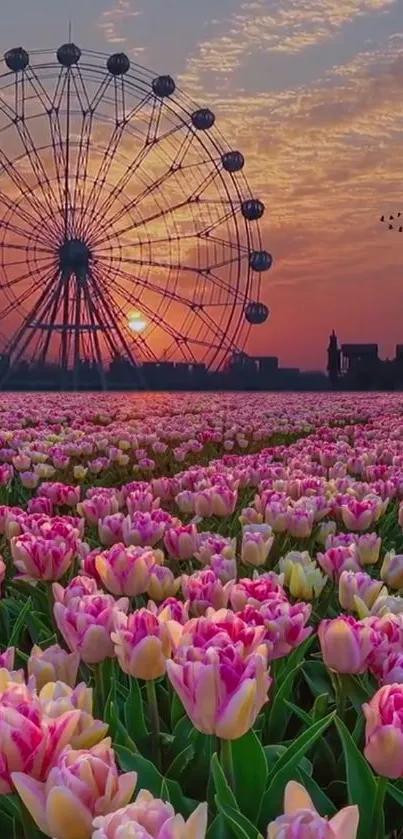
[0,44,272,381]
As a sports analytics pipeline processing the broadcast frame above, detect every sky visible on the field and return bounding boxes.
[1,0,403,371]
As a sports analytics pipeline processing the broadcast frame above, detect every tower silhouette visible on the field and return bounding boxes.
[327,330,341,386]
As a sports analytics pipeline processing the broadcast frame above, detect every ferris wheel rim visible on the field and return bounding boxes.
[0,44,272,377]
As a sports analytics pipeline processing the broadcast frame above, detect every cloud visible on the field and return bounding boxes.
[97,0,141,45]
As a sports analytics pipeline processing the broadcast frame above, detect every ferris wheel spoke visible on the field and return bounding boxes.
[3,265,60,362]
[102,265,197,361]
[0,148,54,231]
[0,219,55,252]
[71,110,93,231]
[0,260,55,292]
[12,119,65,235]
[90,264,156,363]
[119,270,238,349]
[88,266,146,366]
[90,197,190,249]
[83,123,189,240]
[78,89,152,237]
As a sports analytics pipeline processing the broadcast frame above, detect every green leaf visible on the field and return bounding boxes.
[264,745,311,778]
[207,814,229,839]
[166,744,195,782]
[312,693,329,721]
[124,678,149,743]
[115,746,169,799]
[106,701,138,752]
[338,675,372,714]
[296,766,337,818]
[231,730,268,822]
[210,753,239,811]
[334,717,376,839]
[217,802,264,839]
[302,661,334,698]
[171,692,186,729]
[258,712,336,829]
[9,597,32,646]
[267,663,303,742]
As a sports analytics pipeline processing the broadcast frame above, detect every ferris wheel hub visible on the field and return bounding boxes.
[58,238,91,274]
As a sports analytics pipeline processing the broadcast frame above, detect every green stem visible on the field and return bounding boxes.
[332,673,346,720]
[372,775,388,839]
[93,661,106,720]
[146,679,161,769]
[47,582,55,626]
[220,738,235,792]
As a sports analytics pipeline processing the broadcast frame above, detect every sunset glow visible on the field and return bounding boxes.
[127,312,148,334]
[1,0,403,370]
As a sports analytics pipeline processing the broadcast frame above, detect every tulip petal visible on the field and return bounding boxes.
[364,725,403,779]
[330,805,360,839]
[46,785,93,839]
[185,802,208,839]
[11,773,48,835]
[283,780,316,815]
[215,679,256,740]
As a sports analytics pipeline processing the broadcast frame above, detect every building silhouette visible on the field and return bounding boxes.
[326,332,403,390]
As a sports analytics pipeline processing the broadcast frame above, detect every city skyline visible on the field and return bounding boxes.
[1,0,403,371]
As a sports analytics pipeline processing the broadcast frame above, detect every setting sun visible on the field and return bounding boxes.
[127,311,148,334]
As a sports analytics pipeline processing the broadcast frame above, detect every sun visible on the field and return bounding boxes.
[127,311,148,334]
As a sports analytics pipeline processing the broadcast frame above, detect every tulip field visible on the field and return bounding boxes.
[3,392,403,839]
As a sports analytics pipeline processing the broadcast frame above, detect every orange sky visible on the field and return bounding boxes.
[1,0,403,370]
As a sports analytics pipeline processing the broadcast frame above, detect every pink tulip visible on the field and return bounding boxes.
[0,646,14,673]
[95,543,155,597]
[317,546,361,581]
[77,495,120,526]
[180,613,266,657]
[381,550,403,589]
[340,499,377,531]
[122,512,165,548]
[92,792,208,839]
[98,513,125,547]
[28,644,80,691]
[239,600,312,660]
[209,486,238,517]
[39,482,80,507]
[370,651,403,685]
[241,527,274,567]
[54,593,128,664]
[285,508,315,539]
[0,686,80,793]
[164,524,198,561]
[38,681,108,750]
[0,463,13,485]
[338,570,384,612]
[364,684,403,778]
[354,532,381,565]
[230,573,286,611]
[150,597,190,625]
[27,497,54,516]
[167,643,271,739]
[147,564,181,601]
[263,501,289,533]
[53,575,99,607]
[10,534,75,582]
[268,781,359,838]
[195,531,235,565]
[175,490,195,514]
[112,608,179,680]
[182,569,233,616]
[210,554,237,583]
[0,505,24,535]
[12,739,137,839]
[318,616,377,674]
[126,490,160,515]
